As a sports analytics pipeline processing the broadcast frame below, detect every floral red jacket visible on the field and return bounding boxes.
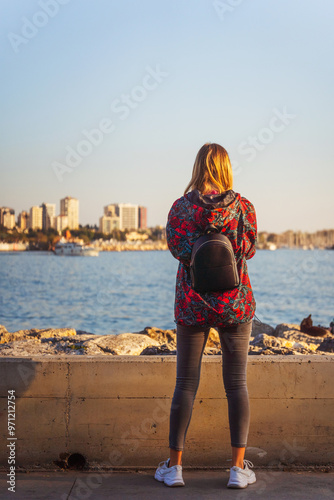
[166,189,257,326]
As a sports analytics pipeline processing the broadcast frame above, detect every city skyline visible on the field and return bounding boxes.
[1,197,148,232]
[1,1,334,232]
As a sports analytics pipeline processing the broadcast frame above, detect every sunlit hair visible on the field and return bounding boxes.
[184,143,233,195]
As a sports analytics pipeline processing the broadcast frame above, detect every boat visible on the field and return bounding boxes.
[54,238,99,257]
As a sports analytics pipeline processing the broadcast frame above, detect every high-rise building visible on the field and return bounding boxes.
[104,204,117,217]
[99,215,120,234]
[18,211,29,230]
[0,207,8,226]
[138,206,147,229]
[117,203,138,230]
[29,206,43,230]
[60,196,79,229]
[0,207,15,228]
[100,203,147,232]
[41,203,56,231]
[55,215,69,233]
[1,208,15,229]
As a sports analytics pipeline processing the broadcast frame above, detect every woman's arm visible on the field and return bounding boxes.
[241,198,257,260]
[166,199,192,266]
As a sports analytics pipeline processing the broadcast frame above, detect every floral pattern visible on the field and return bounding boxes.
[166,191,257,326]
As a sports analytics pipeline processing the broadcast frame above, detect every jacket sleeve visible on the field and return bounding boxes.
[166,199,192,266]
[241,198,257,260]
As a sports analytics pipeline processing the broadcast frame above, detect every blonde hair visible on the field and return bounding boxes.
[184,143,233,195]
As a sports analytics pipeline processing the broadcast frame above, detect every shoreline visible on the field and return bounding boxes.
[0,242,168,252]
[1,321,333,357]
[1,246,334,253]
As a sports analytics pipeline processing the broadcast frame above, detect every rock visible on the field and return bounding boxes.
[203,346,222,355]
[0,338,83,357]
[274,323,301,337]
[293,347,317,355]
[139,327,176,345]
[84,333,160,355]
[275,327,330,346]
[280,339,318,353]
[278,339,318,352]
[251,320,275,337]
[317,338,334,353]
[248,345,291,355]
[0,325,8,335]
[207,328,221,348]
[0,323,332,357]
[0,327,77,344]
[141,344,176,355]
[250,334,281,349]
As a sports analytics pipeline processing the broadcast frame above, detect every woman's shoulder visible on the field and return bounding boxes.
[169,193,192,211]
[238,194,256,213]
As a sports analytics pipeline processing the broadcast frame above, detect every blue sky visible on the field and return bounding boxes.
[1,0,333,232]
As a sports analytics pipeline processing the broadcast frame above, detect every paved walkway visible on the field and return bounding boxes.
[0,469,333,499]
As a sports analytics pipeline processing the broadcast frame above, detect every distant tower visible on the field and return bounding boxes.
[18,211,29,230]
[29,206,43,230]
[60,196,79,229]
[41,203,56,231]
[118,204,139,230]
[138,206,147,229]
[1,208,15,229]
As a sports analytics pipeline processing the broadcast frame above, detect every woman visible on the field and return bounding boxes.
[154,143,257,489]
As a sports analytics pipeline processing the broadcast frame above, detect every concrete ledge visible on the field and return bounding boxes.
[0,356,333,468]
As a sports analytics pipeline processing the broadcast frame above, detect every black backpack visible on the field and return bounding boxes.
[190,225,240,293]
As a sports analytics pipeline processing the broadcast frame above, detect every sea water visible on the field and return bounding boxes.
[0,249,333,335]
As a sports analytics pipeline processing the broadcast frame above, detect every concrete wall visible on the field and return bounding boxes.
[0,356,333,468]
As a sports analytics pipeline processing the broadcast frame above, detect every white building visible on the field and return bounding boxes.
[55,215,69,233]
[99,215,120,234]
[29,206,43,230]
[119,204,138,230]
[0,207,15,229]
[105,203,138,230]
[60,196,79,229]
[3,211,15,229]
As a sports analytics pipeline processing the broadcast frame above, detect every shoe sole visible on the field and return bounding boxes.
[227,482,248,488]
[164,480,185,487]
[227,477,256,488]
[154,473,185,487]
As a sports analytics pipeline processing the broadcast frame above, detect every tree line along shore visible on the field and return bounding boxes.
[0,226,334,251]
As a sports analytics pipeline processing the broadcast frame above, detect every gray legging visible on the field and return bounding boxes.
[169,320,252,450]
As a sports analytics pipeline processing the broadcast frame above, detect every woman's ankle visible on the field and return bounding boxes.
[169,449,183,467]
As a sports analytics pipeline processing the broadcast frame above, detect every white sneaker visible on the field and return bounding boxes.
[227,459,256,488]
[154,458,185,487]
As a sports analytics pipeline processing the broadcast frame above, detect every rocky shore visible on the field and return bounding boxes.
[1,320,333,357]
